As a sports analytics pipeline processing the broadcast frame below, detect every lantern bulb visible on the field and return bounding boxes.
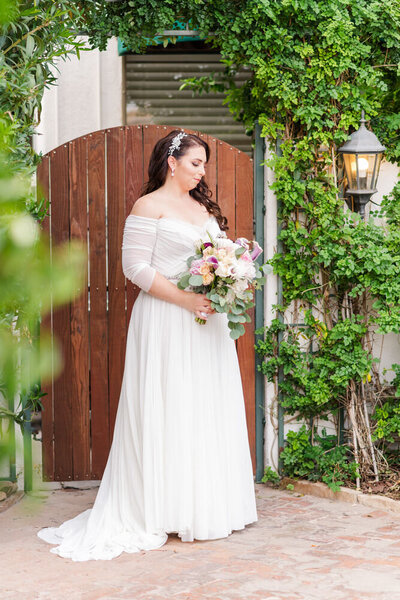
[350,156,369,178]
[357,157,369,177]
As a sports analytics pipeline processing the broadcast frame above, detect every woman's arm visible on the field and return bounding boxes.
[147,271,214,319]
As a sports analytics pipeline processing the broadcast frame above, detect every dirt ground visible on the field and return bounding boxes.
[2,483,400,600]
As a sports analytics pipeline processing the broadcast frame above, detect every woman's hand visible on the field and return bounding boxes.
[145,272,216,319]
[181,291,216,320]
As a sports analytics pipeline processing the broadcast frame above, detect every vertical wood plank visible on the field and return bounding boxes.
[217,141,236,236]
[50,144,73,481]
[88,130,109,478]
[198,133,217,207]
[125,125,144,321]
[37,156,54,481]
[235,150,256,473]
[107,127,127,437]
[69,137,90,479]
[142,124,166,182]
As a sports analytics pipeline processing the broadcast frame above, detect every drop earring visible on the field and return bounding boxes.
[171,169,175,177]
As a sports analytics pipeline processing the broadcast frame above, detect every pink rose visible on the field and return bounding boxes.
[190,259,204,275]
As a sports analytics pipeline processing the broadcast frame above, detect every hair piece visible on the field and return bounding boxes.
[168,131,187,156]
[140,129,229,232]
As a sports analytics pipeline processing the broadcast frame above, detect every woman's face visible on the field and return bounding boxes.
[169,145,207,189]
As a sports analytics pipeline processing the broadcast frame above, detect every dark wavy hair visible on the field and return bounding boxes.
[140,129,228,232]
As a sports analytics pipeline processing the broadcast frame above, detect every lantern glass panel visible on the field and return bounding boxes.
[371,153,382,190]
[343,153,379,191]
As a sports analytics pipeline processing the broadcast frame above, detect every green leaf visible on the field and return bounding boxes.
[230,327,244,340]
[209,293,220,302]
[26,34,34,57]
[177,273,191,290]
[214,303,225,313]
[228,313,246,323]
[188,275,203,286]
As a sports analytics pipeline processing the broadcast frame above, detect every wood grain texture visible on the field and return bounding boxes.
[69,137,90,479]
[217,140,236,238]
[107,127,127,437]
[50,144,73,481]
[198,132,217,209]
[37,156,54,481]
[235,149,256,472]
[88,130,109,478]
[125,126,144,321]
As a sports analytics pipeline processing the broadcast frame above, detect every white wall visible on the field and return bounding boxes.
[33,36,124,156]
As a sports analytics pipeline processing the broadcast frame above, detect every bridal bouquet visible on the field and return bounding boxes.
[177,232,271,340]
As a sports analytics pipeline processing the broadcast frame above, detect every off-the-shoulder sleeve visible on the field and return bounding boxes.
[121,215,157,292]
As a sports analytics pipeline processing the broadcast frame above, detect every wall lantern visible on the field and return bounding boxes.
[338,110,386,217]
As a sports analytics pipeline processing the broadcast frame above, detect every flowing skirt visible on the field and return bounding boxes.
[37,291,258,561]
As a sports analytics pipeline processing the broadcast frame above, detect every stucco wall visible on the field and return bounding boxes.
[33,36,124,156]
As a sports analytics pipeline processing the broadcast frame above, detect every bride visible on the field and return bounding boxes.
[37,129,258,561]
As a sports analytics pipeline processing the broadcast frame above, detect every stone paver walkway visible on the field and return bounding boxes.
[2,483,400,599]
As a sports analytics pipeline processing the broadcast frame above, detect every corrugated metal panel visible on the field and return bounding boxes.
[125,53,253,154]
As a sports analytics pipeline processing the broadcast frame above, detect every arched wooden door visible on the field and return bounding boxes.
[37,125,255,482]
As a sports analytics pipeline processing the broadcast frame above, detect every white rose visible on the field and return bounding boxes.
[214,237,235,250]
[232,279,248,293]
[232,260,255,280]
[215,262,233,277]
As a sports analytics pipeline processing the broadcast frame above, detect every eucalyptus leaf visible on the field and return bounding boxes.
[228,313,246,323]
[214,303,225,313]
[188,274,203,286]
[178,273,191,289]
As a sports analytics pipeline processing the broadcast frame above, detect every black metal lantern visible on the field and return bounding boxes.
[338,111,386,217]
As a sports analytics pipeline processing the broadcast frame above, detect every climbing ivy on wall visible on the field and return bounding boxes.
[81,0,400,489]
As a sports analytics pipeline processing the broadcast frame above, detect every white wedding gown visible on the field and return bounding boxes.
[37,213,258,561]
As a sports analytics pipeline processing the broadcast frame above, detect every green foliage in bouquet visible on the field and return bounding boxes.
[177,233,269,339]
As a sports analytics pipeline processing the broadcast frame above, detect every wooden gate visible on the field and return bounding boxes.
[38,125,255,481]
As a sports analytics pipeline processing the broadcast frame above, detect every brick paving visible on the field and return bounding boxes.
[2,483,400,599]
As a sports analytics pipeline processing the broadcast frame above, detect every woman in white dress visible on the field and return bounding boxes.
[37,130,258,561]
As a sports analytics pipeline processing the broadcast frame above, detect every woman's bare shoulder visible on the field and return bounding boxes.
[129,193,162,219]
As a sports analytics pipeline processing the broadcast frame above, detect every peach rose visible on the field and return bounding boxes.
[202,272,215,285]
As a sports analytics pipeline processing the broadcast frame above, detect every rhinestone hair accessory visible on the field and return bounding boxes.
[168,131,187,156]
